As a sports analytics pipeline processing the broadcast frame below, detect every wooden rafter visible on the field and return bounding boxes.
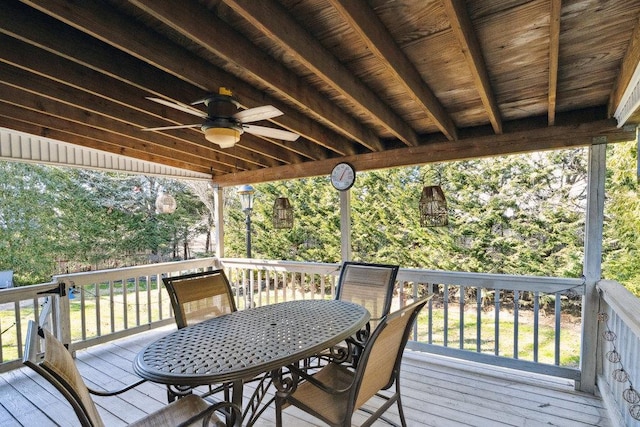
[329,0,458,142]
[220,0,412,148]
[442,0,502,134]
[548,0,561,126]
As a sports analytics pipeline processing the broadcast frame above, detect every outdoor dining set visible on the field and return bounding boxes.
[23,262,430,426]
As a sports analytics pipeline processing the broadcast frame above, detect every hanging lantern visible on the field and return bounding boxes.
[419,185,448,227]
[155,192,177,214]
[272,196,294,229]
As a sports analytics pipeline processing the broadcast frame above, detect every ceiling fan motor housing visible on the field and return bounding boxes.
[204,94,240,119]
[201,93,243,136]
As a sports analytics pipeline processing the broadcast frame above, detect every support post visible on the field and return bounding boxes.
[340,190,351,262]
[579,143,606,393]
[213,185,224,259]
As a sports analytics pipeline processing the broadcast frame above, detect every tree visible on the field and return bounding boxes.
[603,141,640,295]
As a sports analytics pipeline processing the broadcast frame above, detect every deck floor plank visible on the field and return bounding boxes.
[0,326,612,426]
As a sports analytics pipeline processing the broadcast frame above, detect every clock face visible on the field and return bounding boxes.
[330,162,356,191]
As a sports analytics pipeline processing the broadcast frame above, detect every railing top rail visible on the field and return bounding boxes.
[597,279,640,341]
[398,268,585,294]
[219,258,583,294]
[219,258,341,275]
[53,258,218,286]
[0,281,58,304]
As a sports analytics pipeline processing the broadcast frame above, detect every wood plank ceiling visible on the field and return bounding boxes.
[1,0,639,187]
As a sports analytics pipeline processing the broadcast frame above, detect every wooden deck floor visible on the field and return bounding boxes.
[0,325,611,426]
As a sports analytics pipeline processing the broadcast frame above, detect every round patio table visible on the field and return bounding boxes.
[133,299,370,424]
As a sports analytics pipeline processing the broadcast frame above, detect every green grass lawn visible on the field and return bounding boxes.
[418,307,581,367]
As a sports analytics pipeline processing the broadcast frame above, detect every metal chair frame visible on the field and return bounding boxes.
[23,320,240,427]
[329,261,400,365]
[276,297,430,427]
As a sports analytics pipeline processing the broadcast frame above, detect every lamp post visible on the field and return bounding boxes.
[238,184,255,258]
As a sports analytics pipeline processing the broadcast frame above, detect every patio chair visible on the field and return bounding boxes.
[323,262,399,366]
[162,269,240,401]
[23,320,241,427]
[275,296,430,427]
[163,269,237,329]
[336,261,399,330]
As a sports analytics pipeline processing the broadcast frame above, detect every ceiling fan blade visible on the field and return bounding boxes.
[243,124,300,141]
[146,97,207,118]
[141,124,201,131]
[234,105,283,123]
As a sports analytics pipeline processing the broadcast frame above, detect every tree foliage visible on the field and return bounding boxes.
[602,141,640,295]
[0,163,203,285]
[1,142,638,296]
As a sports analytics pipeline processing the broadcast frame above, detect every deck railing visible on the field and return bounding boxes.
[596,280,640,425]
[221,258,584,380]
[0,257,584,383]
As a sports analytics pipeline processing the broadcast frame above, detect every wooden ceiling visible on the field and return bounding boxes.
[1,0,639,187]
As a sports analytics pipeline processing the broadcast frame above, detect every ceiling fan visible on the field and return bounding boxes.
[142,87,300,148]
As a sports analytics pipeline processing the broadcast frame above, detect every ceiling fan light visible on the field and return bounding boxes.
[204,127,240,148]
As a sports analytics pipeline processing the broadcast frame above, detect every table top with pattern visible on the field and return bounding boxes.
[133,299,370,386]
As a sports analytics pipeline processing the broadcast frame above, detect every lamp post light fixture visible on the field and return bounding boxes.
[238,184,255,258]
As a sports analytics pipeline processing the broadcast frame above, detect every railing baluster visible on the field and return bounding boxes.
[135,276,140,327]
[109,280,115,333]
[95,282,101,336]
[157,274,164,320]
[533,291,539,362]
[123,278,128,330]
[146,275,152,324]
[443,284,449,347]
[514,289,519,359]
[459,285,465,350]
[476,287,482,352]
[258,270,263,306]
[555,291,561,365]
[428,283,433,345]
[80,286,87,340]
[14,301,22,360]
[494,289,500,356]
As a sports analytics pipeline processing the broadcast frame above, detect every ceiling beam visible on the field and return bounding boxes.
[442,0,502,134]
[547,0,561,126]
[17,0,355,157]
[223,0,420,147]
[212,116,635,186]
[329,0,458,142]
[122,0,384,153]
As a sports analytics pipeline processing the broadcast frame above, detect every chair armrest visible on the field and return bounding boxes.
[87,378,147,396]
[177,400,242,427]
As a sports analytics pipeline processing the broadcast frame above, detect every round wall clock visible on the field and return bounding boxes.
[330,162,356,191]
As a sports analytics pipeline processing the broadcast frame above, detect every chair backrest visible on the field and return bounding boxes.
[350,297,429,410]
[335,262,399,328]
[23,320,104,427]
[163,269,237,329]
